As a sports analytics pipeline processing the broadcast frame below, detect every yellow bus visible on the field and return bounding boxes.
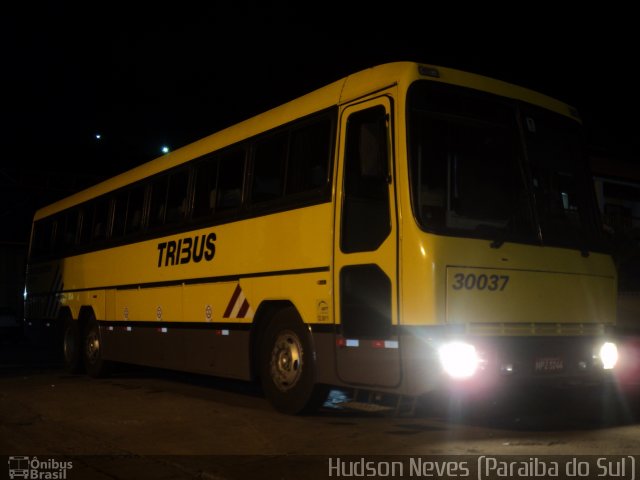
[24,62,619,413]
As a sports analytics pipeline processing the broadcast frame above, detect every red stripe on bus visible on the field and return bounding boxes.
[223,284,242,318]
[237,299,250,318]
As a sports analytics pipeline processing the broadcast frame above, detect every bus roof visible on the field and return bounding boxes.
[35,61,577,220]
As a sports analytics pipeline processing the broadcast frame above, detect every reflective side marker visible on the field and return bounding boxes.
[372,340,399,349]
[337,338,398,349]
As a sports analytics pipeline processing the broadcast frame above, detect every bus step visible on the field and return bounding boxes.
[326,389,417,416]
[336,401,395,413]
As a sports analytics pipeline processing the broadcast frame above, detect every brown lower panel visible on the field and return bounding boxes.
[100,323,251,380]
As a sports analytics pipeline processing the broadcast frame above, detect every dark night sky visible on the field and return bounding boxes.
[1,4,638,180]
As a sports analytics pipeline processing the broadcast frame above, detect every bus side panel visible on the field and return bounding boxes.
[99,204,332,380]
[29,203,334,381]
[100,323,252,379]
[115,286,183,324]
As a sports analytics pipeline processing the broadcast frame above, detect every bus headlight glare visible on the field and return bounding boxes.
[438,341,479,379]
[599,342,618,370]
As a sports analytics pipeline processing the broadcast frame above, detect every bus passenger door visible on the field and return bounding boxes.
[333,95,400,388]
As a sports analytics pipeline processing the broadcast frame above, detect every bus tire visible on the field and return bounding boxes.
[62,316,84,374]
[83,316,112,378]
[259,308,327,414]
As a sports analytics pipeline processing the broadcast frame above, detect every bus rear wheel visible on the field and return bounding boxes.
[259,308,327,414]
[83,316,112,378]
[62,316,83,374]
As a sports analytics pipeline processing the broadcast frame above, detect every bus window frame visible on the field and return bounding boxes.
[28,107,337,263]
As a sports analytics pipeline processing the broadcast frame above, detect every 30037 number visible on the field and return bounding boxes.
[451,273,509,291]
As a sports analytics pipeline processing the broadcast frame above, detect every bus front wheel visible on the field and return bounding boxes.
[259,308,327,414]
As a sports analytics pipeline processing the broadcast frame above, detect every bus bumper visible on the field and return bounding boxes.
[401,332,621,397]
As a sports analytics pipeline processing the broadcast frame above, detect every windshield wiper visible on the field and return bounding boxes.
[488,192,530,249]
[471,222,512,249]
[568,225,590,257]
[490,233,507,249]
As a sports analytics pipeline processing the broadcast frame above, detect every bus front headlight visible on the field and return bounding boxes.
[599,341,618,370]
[438,341,479,379]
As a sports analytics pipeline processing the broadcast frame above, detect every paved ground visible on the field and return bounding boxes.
[1,332,639,479]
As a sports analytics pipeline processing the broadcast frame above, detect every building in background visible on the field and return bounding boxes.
[591,157,640,328]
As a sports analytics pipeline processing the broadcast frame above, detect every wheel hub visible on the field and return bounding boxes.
[85,331,100,363]
[270,330,303,392]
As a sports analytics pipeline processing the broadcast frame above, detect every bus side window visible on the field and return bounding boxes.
[287,117,332,194]
[79,204,94,245]
[165,169,189,224]
[92,198,109,242]
[125,185,146,234]
[51,210,78,254]
[252,132,287,203]
[193,157,219,219]
[112,191,128,238]
[65,210,79,248]
[149,176,169,228]
[341,106,391,253]
[217,149,245,211]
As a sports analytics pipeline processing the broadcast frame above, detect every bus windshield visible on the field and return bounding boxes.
[407,80,605,252]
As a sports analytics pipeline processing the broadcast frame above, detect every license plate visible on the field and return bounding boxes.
[534,357,564,372]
